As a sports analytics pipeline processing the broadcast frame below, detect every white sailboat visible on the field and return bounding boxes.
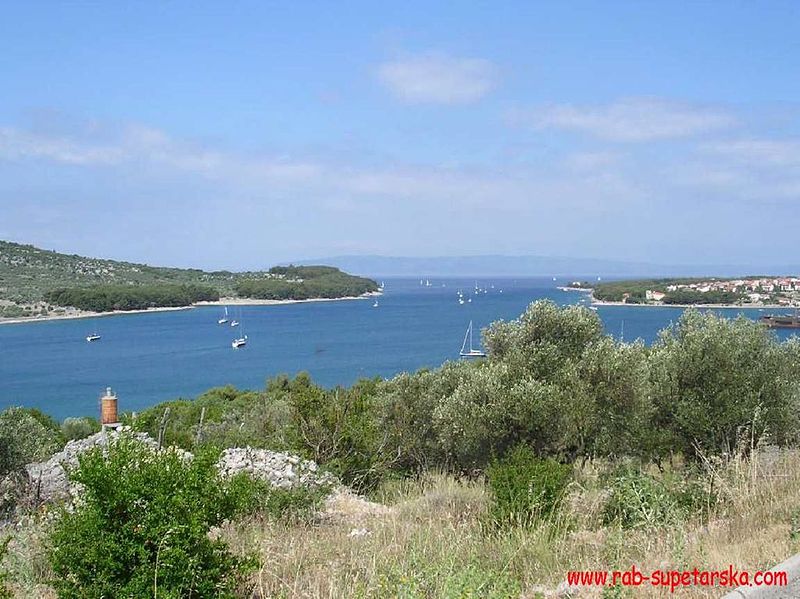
[460,321,486,358]
[231,309,247,348]
[218,306,229,325]
[373,299,379,308]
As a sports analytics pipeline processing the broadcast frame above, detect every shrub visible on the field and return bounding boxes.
[60,417,100,441]
[486,445,572,526]
[261,485,329,523]
[601,466,682,529]
[285,374,388,493]
[0,538,12,599]
[0,407,63,476]
[48,438,262,598]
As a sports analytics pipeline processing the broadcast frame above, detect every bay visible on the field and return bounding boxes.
[0,277,796,420]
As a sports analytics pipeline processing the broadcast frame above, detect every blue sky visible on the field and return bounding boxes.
[1,1,799,269]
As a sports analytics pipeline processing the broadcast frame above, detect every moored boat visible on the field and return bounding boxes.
[761,314,800,329]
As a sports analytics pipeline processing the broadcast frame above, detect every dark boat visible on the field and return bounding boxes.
[760,314,800,329]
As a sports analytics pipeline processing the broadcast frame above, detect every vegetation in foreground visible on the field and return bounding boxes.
[0,301,799,597]
[0,240,378,316]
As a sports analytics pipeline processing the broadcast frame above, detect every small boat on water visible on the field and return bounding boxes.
[761,314,800,329]
[230,320,239,327]
[86,334,101,342]
[218,306,229,325]
[460,320,486,358]
[373,299,379,308]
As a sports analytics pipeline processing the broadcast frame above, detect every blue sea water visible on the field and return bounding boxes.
[0,277,797,420]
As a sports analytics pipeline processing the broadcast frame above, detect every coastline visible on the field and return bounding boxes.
[195,291,381,307]
[589,299,792,309]
[0,292,382,326]
[559,287,793,310]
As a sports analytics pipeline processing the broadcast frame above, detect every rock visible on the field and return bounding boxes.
[25,431,335,503]
[216,448,336,491]
[25,427,174,502]
[348,527,371,538]
[320,487,394,524]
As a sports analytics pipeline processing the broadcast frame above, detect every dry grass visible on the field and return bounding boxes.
[225,450,800,598]
[5,449,800,598]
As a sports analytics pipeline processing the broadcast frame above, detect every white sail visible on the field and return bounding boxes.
[460,321,486,358]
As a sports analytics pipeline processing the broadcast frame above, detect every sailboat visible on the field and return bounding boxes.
[231,310,247,348]
[460,321,486,358]
[218,306,229,325]
[373,299,379,308]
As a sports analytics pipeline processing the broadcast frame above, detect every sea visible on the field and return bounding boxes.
[0,277,797,420]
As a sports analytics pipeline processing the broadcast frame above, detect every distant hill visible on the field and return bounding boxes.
[293,254,800,279]
[0,241,377,318]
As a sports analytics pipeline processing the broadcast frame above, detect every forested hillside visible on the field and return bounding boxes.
[0,241,378,317]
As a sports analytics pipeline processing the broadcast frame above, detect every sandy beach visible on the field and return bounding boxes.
[0,292,382,326]
[196,291,381,307]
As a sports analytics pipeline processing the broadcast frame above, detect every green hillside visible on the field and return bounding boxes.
[0,241,378,318]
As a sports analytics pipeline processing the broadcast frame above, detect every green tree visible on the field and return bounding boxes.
[649,310,800,459]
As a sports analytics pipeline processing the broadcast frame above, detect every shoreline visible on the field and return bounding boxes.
[195,291,381,307]
[0,292,382,326]
[589,299,792,309]
[560,287,794,310]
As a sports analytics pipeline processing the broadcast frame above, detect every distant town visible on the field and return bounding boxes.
[575,276,800,307]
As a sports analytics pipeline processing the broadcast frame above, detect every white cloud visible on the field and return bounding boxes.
[668,138,800,201]
[700,139,800,167]
[377,53,497,104]
[513,98,736,142]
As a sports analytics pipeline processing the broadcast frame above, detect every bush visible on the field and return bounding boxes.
[486,445,572,526]
[285,374,388,493]
[601,466,683,529]
[0,407,63,476]
[60,417,100,441]
[261,485,329,523]
[0,538,12,599]
[48,438,262,598]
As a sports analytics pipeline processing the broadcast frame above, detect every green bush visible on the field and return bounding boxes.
[486,445,572,526]
[60,417,100,441]
[0,407,63,476]
[601,466,684,529]
[0,538,12,599]
[285,373,387,493]
[261,485,329,523]
[48,438,262,598]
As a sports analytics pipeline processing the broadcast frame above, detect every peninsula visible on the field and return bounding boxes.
[567,276,800,308]
[0,241,379,322]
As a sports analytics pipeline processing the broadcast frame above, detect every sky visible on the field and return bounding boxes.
[0,1,799,270]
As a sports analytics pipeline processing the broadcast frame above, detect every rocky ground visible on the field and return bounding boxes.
[25,427,340,503]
